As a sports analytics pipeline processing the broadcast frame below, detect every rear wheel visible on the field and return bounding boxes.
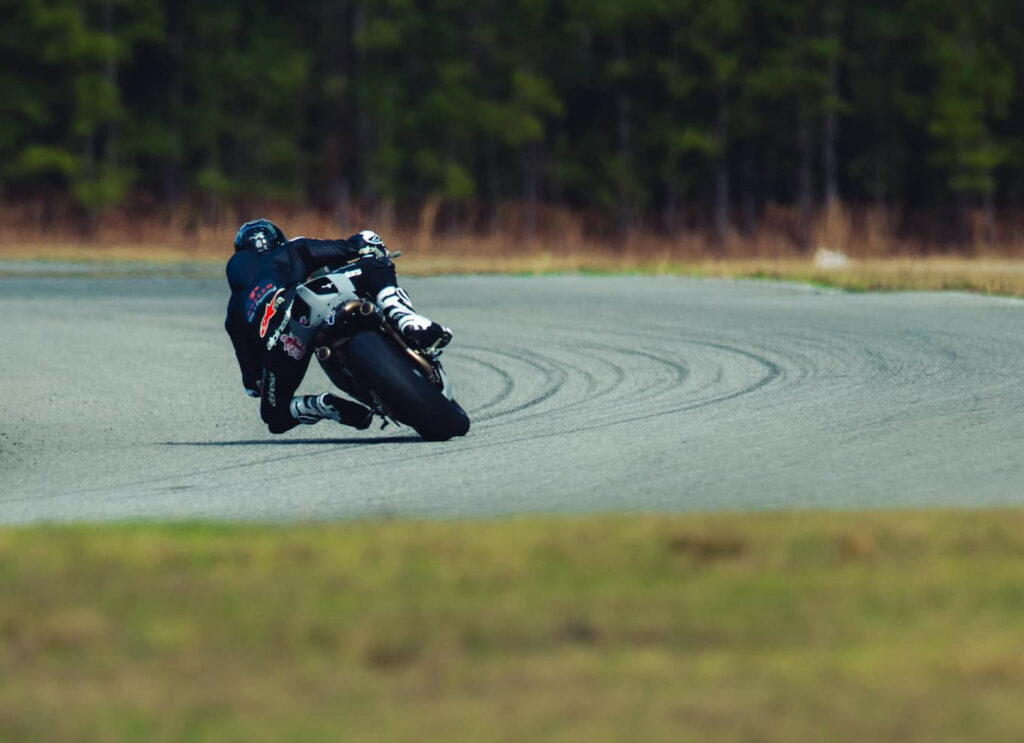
[346,331,470,441]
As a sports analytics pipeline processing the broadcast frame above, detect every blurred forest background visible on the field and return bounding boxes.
[2,0,1023,255]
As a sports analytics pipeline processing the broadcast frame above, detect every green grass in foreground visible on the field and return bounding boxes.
[3,511,1024,742]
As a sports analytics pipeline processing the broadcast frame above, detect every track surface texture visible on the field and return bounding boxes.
[2,275,1022,523]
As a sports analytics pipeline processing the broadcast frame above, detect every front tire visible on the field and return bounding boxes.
[346,331,470,441]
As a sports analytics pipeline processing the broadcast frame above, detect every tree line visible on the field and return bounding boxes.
[3,0,1022,242]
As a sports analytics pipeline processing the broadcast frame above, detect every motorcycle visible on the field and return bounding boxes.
[287,257,470,441]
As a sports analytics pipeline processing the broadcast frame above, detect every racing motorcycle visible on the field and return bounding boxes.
[290,258,470,441]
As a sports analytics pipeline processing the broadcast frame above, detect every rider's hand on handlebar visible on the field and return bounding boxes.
[350,230,389,262]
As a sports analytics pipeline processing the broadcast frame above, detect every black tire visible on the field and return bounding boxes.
[346,331,470,441]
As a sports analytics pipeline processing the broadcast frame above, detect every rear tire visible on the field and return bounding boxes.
[346,331,470,441]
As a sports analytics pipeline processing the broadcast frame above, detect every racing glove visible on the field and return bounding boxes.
[350,230,389,262]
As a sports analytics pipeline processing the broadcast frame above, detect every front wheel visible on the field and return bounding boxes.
[346,331,470,441]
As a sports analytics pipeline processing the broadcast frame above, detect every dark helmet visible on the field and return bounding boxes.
[234,219,286,253]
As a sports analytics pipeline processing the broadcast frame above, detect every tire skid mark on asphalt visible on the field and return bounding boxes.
[473,345,628,423]
[448,327,786,439]
[459,345,631,427]
[553,342,630,402]
[272,348,791,500]
[445,349,515,413]
[494,344,686,428]
[569,331,778,399]
[182,334,786,497]
[105,318,1013,506]
[459,346,568,422]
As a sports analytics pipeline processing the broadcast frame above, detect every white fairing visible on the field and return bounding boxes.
[291,268,361,341]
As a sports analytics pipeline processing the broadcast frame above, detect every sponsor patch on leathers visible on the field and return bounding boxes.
[280,332,307,360]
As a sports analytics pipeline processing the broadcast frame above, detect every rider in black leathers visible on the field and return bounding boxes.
[225,219,450,434]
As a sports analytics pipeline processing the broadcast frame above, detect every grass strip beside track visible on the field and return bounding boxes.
[4,244,1024,296]
[2,510,1023,742]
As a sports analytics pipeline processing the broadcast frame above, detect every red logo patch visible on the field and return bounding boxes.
[259,289,284,338]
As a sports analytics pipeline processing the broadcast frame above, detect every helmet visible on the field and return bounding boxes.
[234,219,286,253]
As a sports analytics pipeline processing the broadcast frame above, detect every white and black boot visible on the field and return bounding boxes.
[289,393,373,430]
[375,286,452,353]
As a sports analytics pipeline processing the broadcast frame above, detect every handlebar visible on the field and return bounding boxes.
[308,250,402,281]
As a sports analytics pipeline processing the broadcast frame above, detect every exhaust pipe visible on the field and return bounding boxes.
[338,299,376,317]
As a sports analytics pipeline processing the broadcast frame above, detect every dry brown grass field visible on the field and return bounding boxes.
[3,202,1024,295]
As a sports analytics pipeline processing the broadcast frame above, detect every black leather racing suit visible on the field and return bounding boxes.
[225,237,398,433]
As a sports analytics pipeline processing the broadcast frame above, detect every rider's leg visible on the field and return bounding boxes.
[259,348,311,434]
[290,393,373,429]
[260,319,372,434]
[357,258,452,351]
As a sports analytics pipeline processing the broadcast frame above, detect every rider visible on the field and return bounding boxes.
[225,218,451,434]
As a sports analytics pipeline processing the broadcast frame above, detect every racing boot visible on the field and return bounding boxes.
[290,393,373,430]
[375,286,452,353]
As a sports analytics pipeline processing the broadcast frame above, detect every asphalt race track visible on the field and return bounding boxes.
[2,274,1022,523]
